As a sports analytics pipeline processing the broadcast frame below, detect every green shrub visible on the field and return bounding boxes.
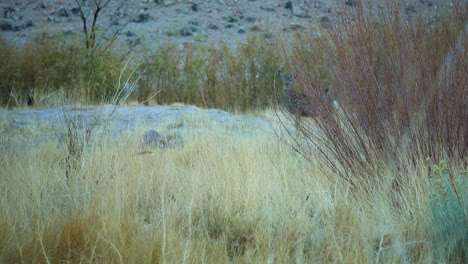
[427,160,467,262]
[0,35,128,106]
[137,35,281,110]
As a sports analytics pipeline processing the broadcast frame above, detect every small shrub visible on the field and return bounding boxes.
[427,160,467,262]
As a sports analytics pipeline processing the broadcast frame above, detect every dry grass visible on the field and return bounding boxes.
[0,110,464,263]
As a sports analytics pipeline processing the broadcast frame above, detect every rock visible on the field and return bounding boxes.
[125,31,135,37]
[191,3,198,12]
[163,0,176,6]
[208,22,219,30]
[227,16,238,23]
[56,7,68,17]
[110,17,119,26]
[180,27,193,36]
[320,16,331,28]
[3,7,15,19]
[238,28,246,34]
[260,5,275,12]
[131,13,150,23]
[264,32,273,38]
[250,24,262,32]
[285,1,293,10]
[345,0,357,7]
[70,7,80,15]
[40,1,47,9]
[0,20,13,31]
[225,24,234,28]
[314,1,322,9]
[284,24,305,31]
[245,16,256,22]
[143,129,166,147]
[293,6,310,18]
[25,20,34,28]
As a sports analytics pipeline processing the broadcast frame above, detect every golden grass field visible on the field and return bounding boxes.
[0,108,465,263]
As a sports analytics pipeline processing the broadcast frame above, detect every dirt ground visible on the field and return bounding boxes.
[0,0,458,51]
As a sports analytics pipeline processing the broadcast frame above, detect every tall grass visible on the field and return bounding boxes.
[1,113,461,263]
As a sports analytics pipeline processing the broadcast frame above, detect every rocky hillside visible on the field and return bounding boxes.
[0,0,456,51]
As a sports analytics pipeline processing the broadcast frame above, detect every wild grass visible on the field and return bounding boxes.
[1,111,464,263]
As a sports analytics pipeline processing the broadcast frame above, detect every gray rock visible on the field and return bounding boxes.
[3,7,15,19]
[284,24,305,31]
[250,24,262,32]
[131,13,150,23]
[208,22,219,30]
[320,16,331,28]
[25,20,34,28]
[227,16,237,23]
[163,0,176,6]
[70,7,80,15]
[345,0,357,7]
[238,28,246,34]
[143,129,165,147]
[56,7,68,17]
[293,6,309,18]
[245,16,256,22]
[0,20,13,31]
[180,27,193,36]
[260,5,275,12]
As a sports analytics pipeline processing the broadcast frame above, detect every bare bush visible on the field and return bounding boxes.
[280,2,467,188]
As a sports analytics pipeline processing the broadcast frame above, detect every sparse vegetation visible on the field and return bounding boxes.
[0,1,467,263]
